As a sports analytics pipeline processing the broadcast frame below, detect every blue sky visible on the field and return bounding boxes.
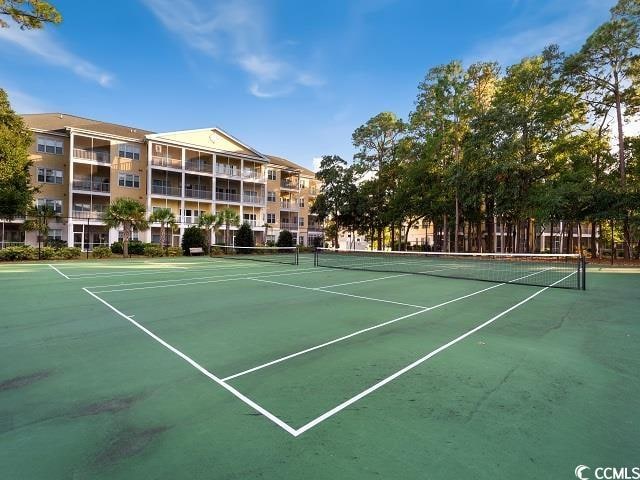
[0,0,615,170]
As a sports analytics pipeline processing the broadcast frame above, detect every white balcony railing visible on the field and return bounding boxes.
[280,222,299,231]
[185,188,212,200]
[280,200,298,210]
[72,209,107,219]
[242,169,264,181]
[185,161,213,173]
[151,156,182,169]
[216,192,241,202]
[215,164,241,177]
[242,195,264,204]
[73,148,110,163]
[151,185,181,196]
[281,179,299,190]
[72,177,110,193]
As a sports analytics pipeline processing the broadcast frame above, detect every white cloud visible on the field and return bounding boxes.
[312,157,323,172]
[142,0,322,98]
[465,0,615,67]
[0,21,114,87]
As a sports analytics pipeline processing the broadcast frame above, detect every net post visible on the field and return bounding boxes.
[314,247,318,267]
[581,256,586,290]
[296,246,299,266]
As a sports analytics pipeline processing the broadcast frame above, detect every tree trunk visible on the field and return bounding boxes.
[123,222,130,258]
[578,223,582,255]
[454,194,459,253]
[590,220,597,258]
[550,220,554,254]
[442,214,448,252]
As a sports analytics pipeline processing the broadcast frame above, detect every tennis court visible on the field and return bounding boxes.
[1,252,638,479]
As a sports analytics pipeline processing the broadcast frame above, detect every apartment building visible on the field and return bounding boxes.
[7,113,314,249]
[265,155,323,247]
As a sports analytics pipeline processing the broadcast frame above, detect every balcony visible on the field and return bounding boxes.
[242,219,259,228]
[216,164,241,178]
[185,188,212,200]
[72,177,110,193]
[185,160,213,174]
[73,148,110,163]
[179,215,200,225]
[280,222,299,231]
[280,200,298,211]
[72,208,107,220]
[281,179,299,190]
[151,156,182,169]
[242,169,264,181]
[243,194,264,205]
[151,185,182,196]
[308,225,323,232]
[216,192,241,203]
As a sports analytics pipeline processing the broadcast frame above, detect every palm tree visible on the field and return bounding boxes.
[149,207,176,252]
[23,204,59,247]
[220,207,240,245]
[198,212,223,253]
[103,198,149,257]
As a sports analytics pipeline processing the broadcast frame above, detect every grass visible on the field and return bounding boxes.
[0,255,638,479]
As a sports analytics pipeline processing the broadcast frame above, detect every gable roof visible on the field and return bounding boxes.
[267,155,316,177]
[21,113,153,141]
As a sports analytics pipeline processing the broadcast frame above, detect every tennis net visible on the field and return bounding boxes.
[218,246,299,265]
[314,248,585,289]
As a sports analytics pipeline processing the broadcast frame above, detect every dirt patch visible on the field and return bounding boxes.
[95,425,170,466]
[0,370,52,392]
[70,394,145,418]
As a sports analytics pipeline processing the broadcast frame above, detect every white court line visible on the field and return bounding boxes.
[86,265,312,289]
[250,278,428,309]
[48,264,70,280]
[317,273,410,289]
[292,270,577,436]
[222,268,553,382]
[82,287,298,436]
[221,282,504,382]
[89,267,321,293]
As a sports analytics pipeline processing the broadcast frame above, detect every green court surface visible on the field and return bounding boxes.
[1,255,638,479]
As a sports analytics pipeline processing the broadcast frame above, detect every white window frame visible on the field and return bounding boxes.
[118,172,140,188]
[266,213,276,224]
[48,229,63,241]
[37,167,63,184]
[267,191,276,202]
[36,198,63,214]
[118,144,141,160]
[267,169,277,180]
[37,137,63,155]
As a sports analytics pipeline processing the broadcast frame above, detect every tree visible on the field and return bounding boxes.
[235,222,255,249]
[0,89,37,219]
[149,207,176,252]
[198,212,223,253]
[103,198,148,257]
[22,204,58,246]
[0,0,61,29]
[565,2,640,257]
[219,207,240,245]
[181,225,207,255]
[276,230,294,247]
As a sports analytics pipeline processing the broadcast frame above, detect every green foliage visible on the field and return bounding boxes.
[39,246,56,259]
[181,226,207,255]
[143,243,164,257]
[0,0,61,29]
[276,230,294,247]
[149,207,176,249]
[219,208,240,245]
[58,246,81,259]
[91,246,112,258]
[0,89,37,219]
[22,205,59,245]
[0,245,36,260]
[210,245,224,256]
[128,240,144,256]
[110,241,123,254]
[198,212,223,252]
[166,246,182,257]
[103,198,148,257]
[235,222,255,248]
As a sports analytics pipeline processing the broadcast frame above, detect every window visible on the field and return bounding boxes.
[267,213,276,224]
[48,229,63,241]
[267,169,276,180]
[299,236,305,246]
[267,191,276,202]
[37,137,63,155]
[298,197,305,208]
[300,179,307,188]
[118,144,141,160]
[244,213,256,221]
[36,198,63,214]
[37,167,63,184]
[118,229,139,241]
[118,172,140,188]
[299,217,304,226]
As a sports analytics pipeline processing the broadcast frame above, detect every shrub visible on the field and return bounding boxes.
[48,239,67,249]
[110,241,123,254]
[235,223,255,249]
[128,240,145,256]
[0,246,36,261]
[166,246,182,257]
[143,244,164,257]
[276,230,294,248]
[39,246,57,259]
[182,226,207,255]
[92,246,112,258]
[265,240,276,247]
[58,247,82,259]
[210,245,224,256]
